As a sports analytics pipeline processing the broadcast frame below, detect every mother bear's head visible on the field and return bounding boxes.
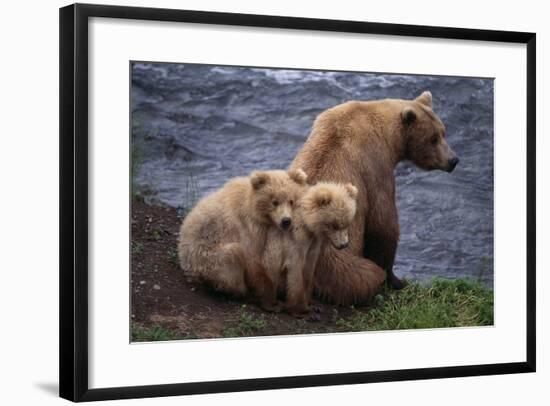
[401,91,459,173]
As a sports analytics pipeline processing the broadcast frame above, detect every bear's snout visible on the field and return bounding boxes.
[447,156,459,172]
[337,241,349,250]
[281,217,292,229]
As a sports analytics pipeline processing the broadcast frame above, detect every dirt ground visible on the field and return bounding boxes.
[131,199,363,341]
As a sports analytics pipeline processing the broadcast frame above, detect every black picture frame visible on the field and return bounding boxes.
[59,3,536,402]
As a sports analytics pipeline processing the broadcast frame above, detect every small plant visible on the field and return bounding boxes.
[178,156,200,218]
[146,227,166,241]
[131,241,144,255]
[131,122,144,200]
[477,255,491,283]
[223,306,267,337]
[167,247,179,266]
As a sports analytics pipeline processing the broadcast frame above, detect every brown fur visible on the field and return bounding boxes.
[285,182,358,314]
[178,169,308,310]
[290,91,458,305]
[259,182,358,315]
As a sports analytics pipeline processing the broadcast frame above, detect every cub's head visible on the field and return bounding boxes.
[401,91,459,173]
[250,168,308,230]
[300,182,358,249]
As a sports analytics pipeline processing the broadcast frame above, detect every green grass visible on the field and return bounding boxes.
[145,227,169,241]
[167,247,179,266]
[477,255,491,283]
[131,241,144,255]
[177,156,200,218]
[222,306,268,338]
[337,278,493,331]
[131,126,144,200]
[132,278,493,341]
[132,324,178,342]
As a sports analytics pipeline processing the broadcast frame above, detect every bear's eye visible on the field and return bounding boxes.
[272,200,279,207]
[289,200,294,206]
[430,135,439,145]
[332,224,340,231]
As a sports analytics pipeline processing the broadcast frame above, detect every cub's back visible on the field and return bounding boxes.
[179,177,249,246]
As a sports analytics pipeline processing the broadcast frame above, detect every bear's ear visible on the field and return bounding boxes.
[315,189,332,207]
[250,171,269,190]
[415,91,432,108]
[288,168,308,185]
[401,106,417,124]
[344,183,358,200]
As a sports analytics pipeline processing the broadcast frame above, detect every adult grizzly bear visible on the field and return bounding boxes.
[290,91,459,305]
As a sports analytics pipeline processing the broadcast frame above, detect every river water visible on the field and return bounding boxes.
[131,62,494,287]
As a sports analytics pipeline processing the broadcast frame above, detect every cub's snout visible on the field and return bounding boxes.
[281,217,292,229]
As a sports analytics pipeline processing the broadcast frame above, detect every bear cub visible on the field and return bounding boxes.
[178,168,308,311]
[261,182,358,315]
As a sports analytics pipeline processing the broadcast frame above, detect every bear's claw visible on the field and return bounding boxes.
[307,312,322,322]
[389,274,407,290]
[311,304,322,313]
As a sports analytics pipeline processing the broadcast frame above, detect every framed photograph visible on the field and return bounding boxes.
[59,3,536,402]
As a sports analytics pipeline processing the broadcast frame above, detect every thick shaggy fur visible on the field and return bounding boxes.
[285,182,358,314]
[290,91,459,305]
[258,182,358,315]
[178,169,307,310]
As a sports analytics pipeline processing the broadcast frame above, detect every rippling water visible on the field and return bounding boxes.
[131,62,494,287]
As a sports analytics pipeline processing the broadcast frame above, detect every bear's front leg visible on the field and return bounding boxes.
[241,225,281,312]
[285,256,311,317]
[244,260,281,312]
[363,213,405,290]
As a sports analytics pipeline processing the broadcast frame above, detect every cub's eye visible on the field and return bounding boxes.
[430,135,439,145]
[272,200,279,207]
[332,224,339,231]
[289,200,294,206]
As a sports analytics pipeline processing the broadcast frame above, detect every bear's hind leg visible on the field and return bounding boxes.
[213,243,249,297]
[315,248,386,305]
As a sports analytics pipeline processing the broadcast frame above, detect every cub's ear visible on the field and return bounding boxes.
[415,91,432,107]
[344,183,358,200]
[315,189,332,207]
[401,106,417,124]
[288,168,308,185]
[250,171,269,190]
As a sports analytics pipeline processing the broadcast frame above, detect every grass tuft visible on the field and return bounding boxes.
[177,156,200,218]
[336,277,493,331]
[223,306,268,337]
[131,123,144,200]
[167,247,179,267]
[132,324,178,342]
[131,241,144,255]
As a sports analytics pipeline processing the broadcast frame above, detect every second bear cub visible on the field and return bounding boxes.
[261,182,358,315]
